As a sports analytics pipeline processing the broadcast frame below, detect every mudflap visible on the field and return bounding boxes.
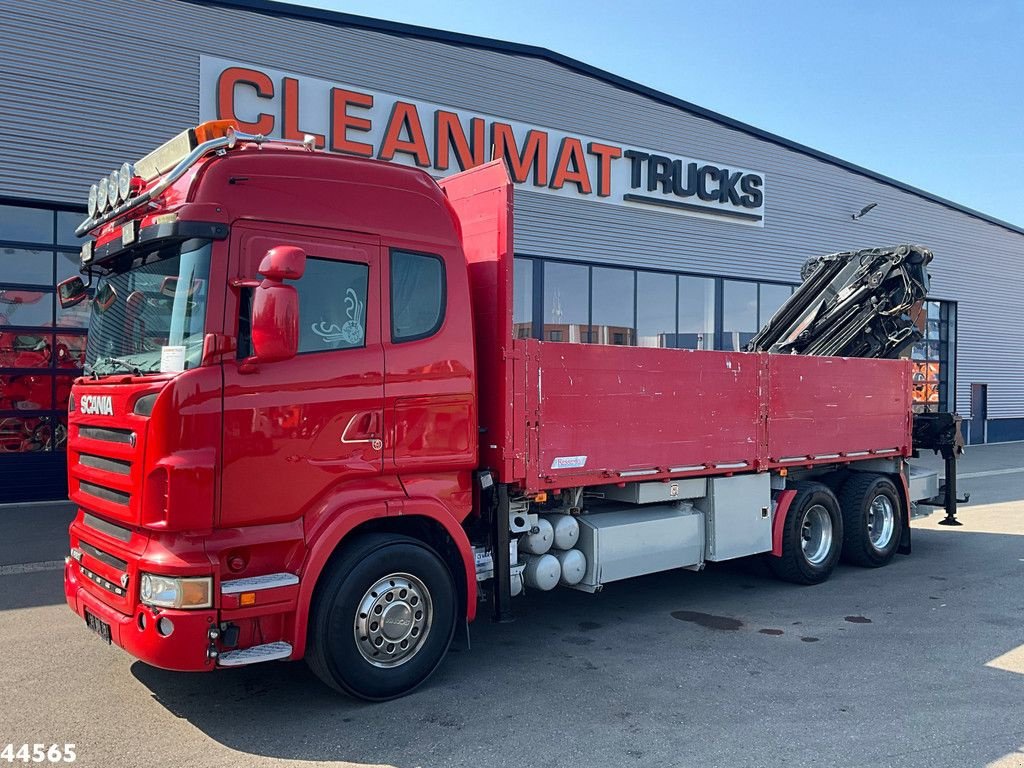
[451,617,471,652]
[898,514,912,555]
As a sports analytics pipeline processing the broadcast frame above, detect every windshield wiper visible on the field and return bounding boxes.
[91,356,145,377]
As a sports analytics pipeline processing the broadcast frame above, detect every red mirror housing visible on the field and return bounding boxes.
[258,246,306,282]
[251,282,299,364]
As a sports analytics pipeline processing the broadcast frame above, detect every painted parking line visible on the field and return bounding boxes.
[957,467,1024,479]
[0,560,65,576]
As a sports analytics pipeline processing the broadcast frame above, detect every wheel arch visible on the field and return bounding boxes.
[293,497,476,657]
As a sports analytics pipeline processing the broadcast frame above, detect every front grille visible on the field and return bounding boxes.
[80,481,131,506]
[79,453,131,475]
[83,513,132,542]
[79,426,135,445]
[79,540,127,570]
[80,564,127,597]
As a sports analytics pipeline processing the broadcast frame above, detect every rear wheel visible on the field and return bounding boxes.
[838,474,902,567]
[768,481,844,585]
[306,533,457,700]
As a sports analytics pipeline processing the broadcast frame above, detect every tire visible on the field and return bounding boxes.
[838,473,903,567]
[306,533,457,701]
[767,481,844,585]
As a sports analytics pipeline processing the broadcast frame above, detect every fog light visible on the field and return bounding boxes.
[157,617,174,637]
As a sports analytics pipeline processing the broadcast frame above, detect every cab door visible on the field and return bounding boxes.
[220,223,384,528]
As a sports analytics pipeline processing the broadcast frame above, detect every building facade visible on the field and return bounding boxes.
[1,0,1021,502]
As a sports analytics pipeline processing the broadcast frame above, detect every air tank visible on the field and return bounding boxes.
[543,514,580,550]
[519,517,554,555]
[522,553,560,591]
[553,548,587,586]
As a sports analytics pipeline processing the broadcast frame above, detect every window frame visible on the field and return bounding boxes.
[389,249,447,344]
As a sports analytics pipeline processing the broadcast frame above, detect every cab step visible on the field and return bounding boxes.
[217,641,293,667]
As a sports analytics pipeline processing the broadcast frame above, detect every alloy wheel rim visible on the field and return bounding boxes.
[354,572,432,668]
[801,504,833,566]
[868,494,896,550]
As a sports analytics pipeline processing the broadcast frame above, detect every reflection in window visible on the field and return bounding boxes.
[0,372,52,410]
[722,280,758,351]
[0,289,53,327]
[678,276,715,350]
[297,258,369,353]
[56,334,87,368]
[543,262,588,343]
[0,247,53,286]
[591,267,634,345]
[0,414,62,453]
[912,300,946,413]
[513,258,533,339]
[637,271,675,348]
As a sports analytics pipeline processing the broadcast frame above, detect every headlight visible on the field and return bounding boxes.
[139,573,213,609]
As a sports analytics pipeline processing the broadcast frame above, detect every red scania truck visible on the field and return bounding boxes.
[61,121,952,700]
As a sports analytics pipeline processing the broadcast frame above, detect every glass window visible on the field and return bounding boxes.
[591,266,634,345]
[0,204,52,244]
[56,251,83,283]
[722,280,758,351]
[759,283,793,327]
[0,330,50,368]
[55,294,90,329]
[637,271,675,348]
[543,262,588,343]
[0,372,53,411]
[513,257,533,339]
[57,211,84,247]
[0,414,62,453]
[391,251,445,342]
[0,289,53,327]
[56,334,86,369]
[678,276,715,350]
[0,247,53,286]
[297,257,370,353]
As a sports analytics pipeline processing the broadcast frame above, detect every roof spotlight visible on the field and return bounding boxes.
[109,170,121,205]
[87,184,99,218]
[118,162,134,202]
[97,177,109,212]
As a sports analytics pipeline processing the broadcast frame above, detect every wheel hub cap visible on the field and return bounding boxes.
[801,504,833,566]
[354,573,432,668]
[868,494,896,550]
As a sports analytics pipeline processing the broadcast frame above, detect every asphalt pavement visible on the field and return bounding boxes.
[1,443,1022,768]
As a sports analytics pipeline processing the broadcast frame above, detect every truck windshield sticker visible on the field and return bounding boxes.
[160,345,186,373]
[551,455,587,470]
[311,288,365,347]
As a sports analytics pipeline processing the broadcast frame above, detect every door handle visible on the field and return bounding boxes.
[341,413,383,451]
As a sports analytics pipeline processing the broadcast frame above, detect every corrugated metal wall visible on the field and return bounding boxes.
[1,0,1022,420]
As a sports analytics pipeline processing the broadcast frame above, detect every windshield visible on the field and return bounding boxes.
[84,240,212,376]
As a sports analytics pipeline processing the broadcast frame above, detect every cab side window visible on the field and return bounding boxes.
[390,251,445,343]
[296,257,369,353]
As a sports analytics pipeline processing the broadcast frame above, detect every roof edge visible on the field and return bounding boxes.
[187,0,1024,237]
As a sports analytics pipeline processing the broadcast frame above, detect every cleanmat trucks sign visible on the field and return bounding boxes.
[200,55,766,226]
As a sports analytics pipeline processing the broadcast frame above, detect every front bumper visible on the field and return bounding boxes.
[64,557,216,672]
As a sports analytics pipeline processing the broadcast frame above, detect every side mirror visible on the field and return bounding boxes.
[259,246,306,282]
[249,246,305,364]
[57,276,87,309]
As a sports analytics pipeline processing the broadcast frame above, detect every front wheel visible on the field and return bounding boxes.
[306,534,457,700]
[767,481,844,585]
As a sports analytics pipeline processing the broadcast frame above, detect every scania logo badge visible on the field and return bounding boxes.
[79,394,114,416]
[120,573,129,588]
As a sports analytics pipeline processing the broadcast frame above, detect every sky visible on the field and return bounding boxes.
[277,0,1024,228]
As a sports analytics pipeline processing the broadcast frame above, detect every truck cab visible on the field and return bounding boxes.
[63,122,481,698]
